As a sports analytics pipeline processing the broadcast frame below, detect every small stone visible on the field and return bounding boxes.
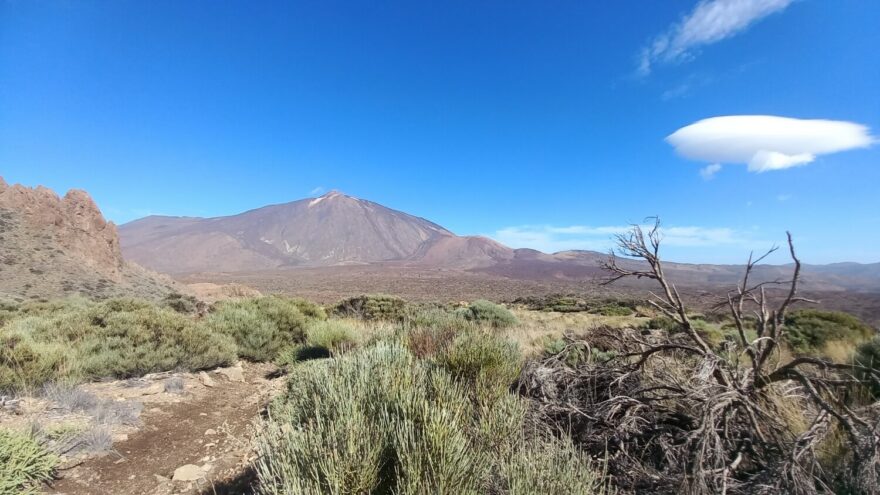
[216,365,244,383]
[198,371,216,388]
[172,464,206,482]
[199,413,208,416]
[205,429,217,436]
[154,474,170,483]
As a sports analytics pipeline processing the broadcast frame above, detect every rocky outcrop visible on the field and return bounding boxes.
[0,179,124,279]
[0,177,179,301]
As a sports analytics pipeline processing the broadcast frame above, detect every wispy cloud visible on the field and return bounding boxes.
[639,0,794,76]
[490,224,756,254]
[667,115,875,174]
[777,193,792,202]
[309,186,325,195]
[700,163,722,180]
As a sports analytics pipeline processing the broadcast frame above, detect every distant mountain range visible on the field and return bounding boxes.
[118,190,880,293]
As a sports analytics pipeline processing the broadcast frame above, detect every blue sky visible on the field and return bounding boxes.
[1,0,878,263]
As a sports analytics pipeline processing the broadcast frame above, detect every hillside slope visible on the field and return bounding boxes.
[0,178,179,301]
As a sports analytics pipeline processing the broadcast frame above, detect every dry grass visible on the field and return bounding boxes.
[821,339,857,364]
[504,309,647,355]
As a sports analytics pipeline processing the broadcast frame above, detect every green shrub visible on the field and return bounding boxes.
[785,310,875,354]
[542,336,617,366]
[0,428,58,495]
[855,336,880,397]
[404,306,473,332]
[332,294,407,321]
[511,294,590,312]
[207,296,311,361]
[161,292,201,314]
[542,337,590,366]
[306,320,357,352]
[500,436,601,494]
[1,299,236,392]
[0,298,19,327]
[459,300,518,328]
[644,316,680,332]
[590,303,634,317]
[275,344,331,366]
[437,330,522,401]
[14,295,93,318]
[257,343,482,494]
[78,305,236,378]
[0,331,73,393]
[256,341,599,494]
[289,298,327,320]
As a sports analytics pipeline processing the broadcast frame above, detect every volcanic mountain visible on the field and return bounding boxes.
[0,178,179,301]
[120,191,515,273]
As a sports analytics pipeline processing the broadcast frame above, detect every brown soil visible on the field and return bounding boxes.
[45,363,282,495]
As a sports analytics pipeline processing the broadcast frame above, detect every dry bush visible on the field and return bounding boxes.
[519,220,880,494]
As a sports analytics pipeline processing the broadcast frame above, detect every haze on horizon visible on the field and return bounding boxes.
[1,0,878,264]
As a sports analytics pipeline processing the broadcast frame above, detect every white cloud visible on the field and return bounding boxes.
[700,163,722,180]
[639,0,794,75]
[662,82,693,101]
[309,186,325,195]
[667,115,875,173]
[490,224,754,254]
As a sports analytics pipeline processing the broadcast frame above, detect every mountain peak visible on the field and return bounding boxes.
[309,189,356,207]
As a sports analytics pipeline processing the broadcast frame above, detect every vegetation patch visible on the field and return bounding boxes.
[332,294,407,321]
[255,342,600,495]
[0,428,58,495]
[437,330,522,401]
[784,309,875,355]
[457,299,518,328]
[0,298,236,392]
[276,320,359,366]
[207,296,315,361]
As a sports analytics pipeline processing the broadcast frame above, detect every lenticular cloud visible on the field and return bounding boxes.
[666,115,875,172]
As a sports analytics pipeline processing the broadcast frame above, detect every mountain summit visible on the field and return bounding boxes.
[119,191,512,273]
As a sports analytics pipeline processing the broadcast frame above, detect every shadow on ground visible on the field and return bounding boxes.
[200,467,257,495]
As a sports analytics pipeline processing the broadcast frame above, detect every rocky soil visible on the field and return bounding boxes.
[1,362,283,495]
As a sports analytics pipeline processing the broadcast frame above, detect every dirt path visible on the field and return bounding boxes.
[46,363,282,495]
